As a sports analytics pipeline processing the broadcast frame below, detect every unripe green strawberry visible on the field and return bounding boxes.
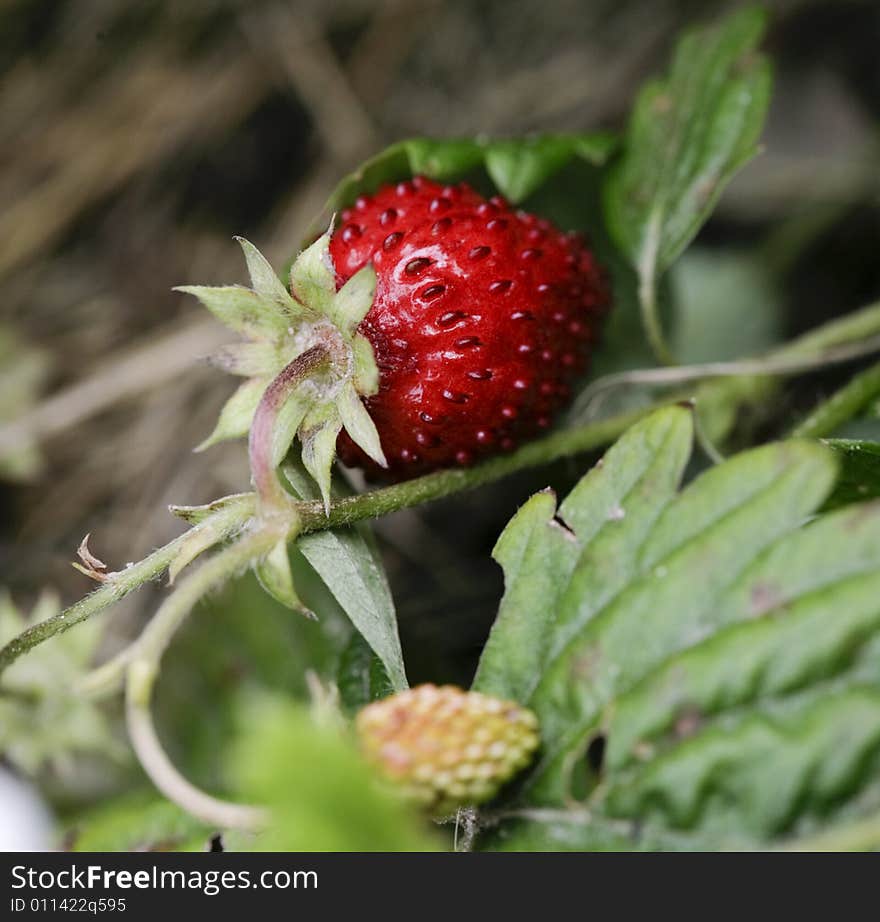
[356,684,539,815]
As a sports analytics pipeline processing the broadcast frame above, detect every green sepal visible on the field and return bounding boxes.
[328,265,376,337]
[289,229,336,316]
[165,494,256,582]
[269,386,314,469]
[169,493,255,525]
[173,285,290,339]
[301,408,344,514]
[207,341,283,377]
[180,235,385,502]
[337,382,387,469]
[254,539,315,619]
[195,378,267,452]
[235,236,299,311]
[352,334,380,396]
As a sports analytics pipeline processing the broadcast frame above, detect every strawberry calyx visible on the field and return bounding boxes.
[177,230,386,512]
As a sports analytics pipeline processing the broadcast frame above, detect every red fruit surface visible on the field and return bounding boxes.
[330,176,610,479]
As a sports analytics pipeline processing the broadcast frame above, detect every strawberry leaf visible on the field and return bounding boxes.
[604,6,771,276]
[283,460,407,692]
[484,135,615,204]
[603,6,771,363]
[318,133,617,229]
[475,406,880,850]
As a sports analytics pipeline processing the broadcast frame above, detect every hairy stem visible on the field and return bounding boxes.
[125,527,277,830]
[0,496,255,678]
[293,405,650,533]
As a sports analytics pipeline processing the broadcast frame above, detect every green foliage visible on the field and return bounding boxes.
[284,459,408,692]
[320,133,616,220]
[0,591,124,780]
[604,6,771,279]
[476,407,880,850]
[227,694,438,851]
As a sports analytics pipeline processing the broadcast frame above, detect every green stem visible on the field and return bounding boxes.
[572,335,880,422]
[638,249,677,367]
[0,498,254,678]
[126,527,277,830]
[789,359,880,439]
[294,405,650,533]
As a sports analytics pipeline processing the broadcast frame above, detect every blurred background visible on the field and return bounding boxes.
[1,0,879,846]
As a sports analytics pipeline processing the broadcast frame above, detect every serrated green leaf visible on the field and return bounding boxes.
[254,539,313,617]
[604,6,771,275]
[228,693,436,851]
[195,377,267,451]
[478,405,880,850]
[529,438,836,803]
[329,264,376,336]
[337,382,386,469]
[289,230,336,315]
[174,285,289,339]
[282,458,407,692]
[234,236,297,310]
[606,501,880,775]
[474,406,694,704]
[606,685,880,842]
[823,440,880,510]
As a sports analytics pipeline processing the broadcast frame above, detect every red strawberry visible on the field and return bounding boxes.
[330,176,610,479]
